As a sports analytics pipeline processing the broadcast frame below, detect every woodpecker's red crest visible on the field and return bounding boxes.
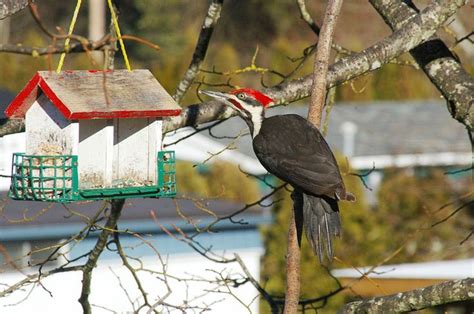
[230,88,274,108]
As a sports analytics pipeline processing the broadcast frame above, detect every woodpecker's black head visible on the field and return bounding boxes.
[200,88,274,138]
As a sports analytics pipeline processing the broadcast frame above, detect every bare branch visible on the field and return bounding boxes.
[0,266,83,298]
[460,231,473,245]
[113,231,158,313]
[0,0,28,19]
[342,278,474,313]
[431,199,474,227]
[234,253,279,313]
[0,38,110,56]
[308,1,342,125]
[369,0,474,130]
[78,199,124,314]
[348,162,376,191]
[0,118,24,137]
[296,0,320,35]
[173,0,224,103]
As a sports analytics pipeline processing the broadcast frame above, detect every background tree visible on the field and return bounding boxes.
[376,168,473,262]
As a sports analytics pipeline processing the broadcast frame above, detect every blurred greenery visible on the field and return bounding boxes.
[176,161,260,204]
[375,168,473,262]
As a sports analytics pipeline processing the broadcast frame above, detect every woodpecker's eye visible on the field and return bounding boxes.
[237,93,246,100]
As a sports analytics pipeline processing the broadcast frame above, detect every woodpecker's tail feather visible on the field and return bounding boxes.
[302,193,341,263]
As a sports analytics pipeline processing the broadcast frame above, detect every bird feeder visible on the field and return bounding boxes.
[4,70,181,202]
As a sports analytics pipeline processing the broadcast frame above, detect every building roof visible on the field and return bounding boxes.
[4,70,182,120]
[196,101,471,170]
[0,193,270,241]
[331,258,474,280]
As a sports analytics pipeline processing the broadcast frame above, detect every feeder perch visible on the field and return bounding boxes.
[4,70,181,202]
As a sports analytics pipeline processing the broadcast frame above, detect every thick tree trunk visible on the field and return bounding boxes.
[369,0,474,130]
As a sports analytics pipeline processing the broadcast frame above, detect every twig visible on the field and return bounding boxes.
[348,162,376,191]
[431,199,474,227]
[296,0,320,35]
[113,231,158,313]
[235,254,279,314]
[0,266,83,298]
[460,231,473,245]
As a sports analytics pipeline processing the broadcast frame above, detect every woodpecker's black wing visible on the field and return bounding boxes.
[253,114,346,199]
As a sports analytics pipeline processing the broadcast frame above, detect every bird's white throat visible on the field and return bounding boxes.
[244,105,264,138]
[251,114,263,138]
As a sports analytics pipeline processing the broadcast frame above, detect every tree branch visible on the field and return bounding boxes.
[114,230,158,313]
[369,0,474,130]
[285,0,343,312]
[0,119,24,138]
[296,0,320,35]
[283,196,303,314]
[307,0,342,126]
[0,0,28,20]
[342,278,474,313]
[173,0,224,103]
[78,199,124,314]
[234,253,279,314]
[0,266,83,298]
[0,39,111,56]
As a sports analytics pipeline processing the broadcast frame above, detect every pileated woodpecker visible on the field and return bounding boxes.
[201,88,355,262]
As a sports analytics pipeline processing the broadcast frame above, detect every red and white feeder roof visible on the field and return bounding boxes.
[5,69,182,120]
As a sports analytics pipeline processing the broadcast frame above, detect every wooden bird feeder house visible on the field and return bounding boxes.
[4,70,181,202]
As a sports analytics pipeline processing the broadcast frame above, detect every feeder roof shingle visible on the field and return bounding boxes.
[5,69,182,120]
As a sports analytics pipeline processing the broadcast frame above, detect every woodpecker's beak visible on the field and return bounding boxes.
[199,90,242,113]
[199,90,232,102]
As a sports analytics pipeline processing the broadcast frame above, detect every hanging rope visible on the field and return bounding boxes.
[56,0,82,73]
[107,0,132,71]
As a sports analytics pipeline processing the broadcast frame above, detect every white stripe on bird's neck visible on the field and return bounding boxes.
[244,105,264,138]
[251,114,263,138]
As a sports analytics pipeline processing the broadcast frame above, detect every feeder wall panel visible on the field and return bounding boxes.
[78,120,113,188]
[148,118,162,184]
[113,118,161,186]
[25,95,78,156]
